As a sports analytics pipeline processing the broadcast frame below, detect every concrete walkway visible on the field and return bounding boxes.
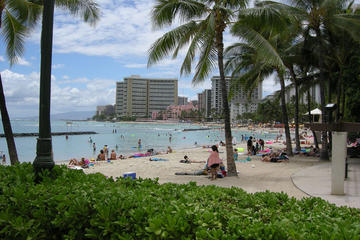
[292,159,360,208]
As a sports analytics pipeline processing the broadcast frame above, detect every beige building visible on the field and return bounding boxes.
[198,89,212,118]
[115,75,178,117]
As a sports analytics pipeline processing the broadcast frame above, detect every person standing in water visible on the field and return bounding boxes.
[138,139,142,150]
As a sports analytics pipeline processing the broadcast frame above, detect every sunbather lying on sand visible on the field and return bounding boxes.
[261,154,289,163]
[179,155,206,163]
[69,157,89,167]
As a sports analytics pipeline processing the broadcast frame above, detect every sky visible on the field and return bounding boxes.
[0,0,280,118]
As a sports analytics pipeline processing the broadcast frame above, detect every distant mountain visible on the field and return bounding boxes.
[15,111,96,121]
[50,111,95,120]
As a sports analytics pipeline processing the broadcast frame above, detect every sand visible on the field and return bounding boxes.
[83,141,321,200]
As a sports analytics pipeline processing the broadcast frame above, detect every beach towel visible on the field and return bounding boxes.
[235,159,248,163]
[175,170,206,175]
[68,166,84,170]
[149,158,168,161]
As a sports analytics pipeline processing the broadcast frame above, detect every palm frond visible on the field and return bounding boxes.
[2,8,28,65]
[55,0,100,26]
[151,0,207,29]
[179,19,210,75]
[6,0,42,29]
[192,28,217,84]
[331,14,360,41]
[241,1,305,31]
[148,21,199,67]
[231,22,285,69]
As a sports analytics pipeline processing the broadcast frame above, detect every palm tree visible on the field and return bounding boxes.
[35,0,99,173]
[0,1,42,165]
[235,0,360,159]
[259,0,360,159]
[0,0,99,166]
[225,10,302,156]
[148,0,249,176]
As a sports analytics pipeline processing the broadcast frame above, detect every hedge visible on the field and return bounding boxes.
[0,163,359,239]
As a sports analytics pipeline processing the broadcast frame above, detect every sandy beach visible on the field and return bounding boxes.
[83,140,321,200]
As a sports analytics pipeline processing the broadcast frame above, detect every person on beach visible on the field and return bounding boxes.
[104,145,109,159]
[259,139,265,151]
[138,139,142,149]
[167,146,173,154]
[93,143,96,152]
[241,135,244,143]
[207,145,222,180]
[69,157,88,167]
[247,136,253,155]
[1,154,6,165]
[233,148,238,161]
[97,150,106,161]
[110,150,117,160]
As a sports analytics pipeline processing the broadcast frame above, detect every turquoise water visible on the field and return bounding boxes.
[0,120,276,162]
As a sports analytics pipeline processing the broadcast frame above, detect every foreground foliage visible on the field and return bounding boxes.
[0,164,359,239]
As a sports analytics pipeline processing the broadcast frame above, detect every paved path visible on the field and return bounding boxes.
[292,159,360,208]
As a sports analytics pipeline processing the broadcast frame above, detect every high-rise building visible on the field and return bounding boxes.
[178,96,188,105]
[115,75,178,117]
[198,89,212,118]
[211,76,262,120]
[96,105,115,116]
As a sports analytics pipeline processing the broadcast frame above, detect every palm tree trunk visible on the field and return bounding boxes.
[341,81,345,119]
[215,17,237,176]
[319,75,329,160]
[315,29,329,160]
[0,73,19,165]
[307,90,319,148]
[336,68,342,122]
[289,67,300,151]
[277,69,293,156]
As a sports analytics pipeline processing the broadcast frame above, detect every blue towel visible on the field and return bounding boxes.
[149,158,168,161]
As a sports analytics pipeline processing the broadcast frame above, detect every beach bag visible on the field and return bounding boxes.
[217,171,224,178]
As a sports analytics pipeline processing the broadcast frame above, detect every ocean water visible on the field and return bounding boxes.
[0,120,276,163]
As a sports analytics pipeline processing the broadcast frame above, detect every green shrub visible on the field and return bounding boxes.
[0,163,359,239]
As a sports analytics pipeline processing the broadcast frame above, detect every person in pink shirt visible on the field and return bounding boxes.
[207,145,222,180]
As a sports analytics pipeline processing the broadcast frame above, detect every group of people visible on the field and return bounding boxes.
[247,137,265,155]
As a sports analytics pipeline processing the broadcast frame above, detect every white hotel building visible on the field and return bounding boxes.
[211,76,262,120]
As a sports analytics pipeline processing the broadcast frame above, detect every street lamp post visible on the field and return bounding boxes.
[33,0,56,175]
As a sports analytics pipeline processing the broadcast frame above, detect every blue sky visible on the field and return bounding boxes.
[0,0,279,118]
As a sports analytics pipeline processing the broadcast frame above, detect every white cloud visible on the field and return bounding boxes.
[262,73,281,97]
[124,63,147,68]
[1,69,116,117]
[0,56,5,62]
[15,57,31,66]
[52,64,64,69]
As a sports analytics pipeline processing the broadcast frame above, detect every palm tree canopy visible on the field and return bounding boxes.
[1,0,99,65]
[1,0,42,65]
[148,0,248,85]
